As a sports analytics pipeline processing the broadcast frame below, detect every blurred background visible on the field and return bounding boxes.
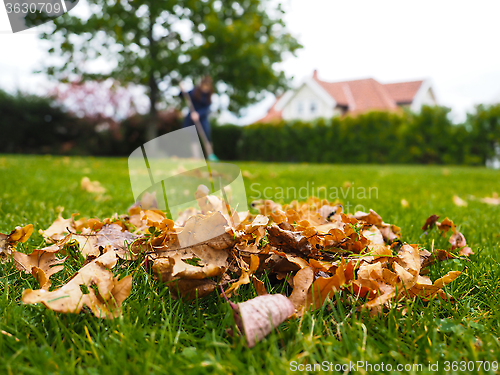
[1,0,499,165]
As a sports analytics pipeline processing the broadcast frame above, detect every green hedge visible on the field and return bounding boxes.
[1,88,499,165]
[213,105,500,165]
[0,90,82,154]
[0,90,181,156]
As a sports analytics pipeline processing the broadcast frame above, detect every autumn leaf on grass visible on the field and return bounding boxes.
[0,224,33,262]
[176,211,235,249]
[288,267,314,315]
[407,271,462,299]
[422,214,440,231]
[393,244,421,289]
[39,212,78,243]
[226,293,295,348]
[420,248,455,269]
[95,224,140,260]
[81,177,106,194]
[422,215,473,257]
[168,279,218,299]
[51,223,140,261]
[436,218,456,236]
[305,261,347,311]
[252,277,267,296]
[244,215,269,246]
[22,251,132,319]
[356,262,399,315]
[151,213,235,297]
[480,192,500,205]
[453,195,467,207]
[354,209,400,243]
[267,224,314,258]
[224,254,260,297]
[12,249,65,289]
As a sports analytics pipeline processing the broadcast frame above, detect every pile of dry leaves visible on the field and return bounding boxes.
[0,185,471,347]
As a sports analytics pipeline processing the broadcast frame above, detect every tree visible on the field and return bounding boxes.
[39,0,301,140]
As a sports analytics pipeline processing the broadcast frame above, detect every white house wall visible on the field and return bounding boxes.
[420,88,436,106]
[411,84,437,112]
[282,84,334,121]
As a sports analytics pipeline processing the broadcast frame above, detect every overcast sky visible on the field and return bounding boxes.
[1,0,500,123]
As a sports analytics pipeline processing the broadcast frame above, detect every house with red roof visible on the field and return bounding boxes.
[258,70,437,122]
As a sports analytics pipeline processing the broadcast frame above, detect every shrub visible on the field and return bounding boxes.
[213,105,500,164]
[0,90,83,154]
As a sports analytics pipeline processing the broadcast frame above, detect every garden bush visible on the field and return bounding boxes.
[213,105,500,165]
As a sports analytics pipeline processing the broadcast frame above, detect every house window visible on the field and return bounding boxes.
[310,101,317,114]
[297,101,304,115]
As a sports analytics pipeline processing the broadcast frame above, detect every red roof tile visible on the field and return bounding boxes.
[256,97,282,123]
[317,77,399,114]
[383,80,424,104]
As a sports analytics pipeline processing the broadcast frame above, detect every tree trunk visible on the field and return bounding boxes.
[147,74,158,141]
[146,11,158,141]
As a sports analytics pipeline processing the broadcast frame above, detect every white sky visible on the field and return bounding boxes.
[1,0,500,124]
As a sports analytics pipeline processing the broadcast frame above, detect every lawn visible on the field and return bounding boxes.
[1,155,499,374]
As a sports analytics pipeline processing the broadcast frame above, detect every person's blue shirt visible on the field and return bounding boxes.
[183,89,212,141]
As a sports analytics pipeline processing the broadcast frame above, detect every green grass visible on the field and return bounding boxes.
[1,155,500,374]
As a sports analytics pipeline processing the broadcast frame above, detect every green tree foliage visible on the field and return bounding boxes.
[467,104,500,164]
[38,0,301,139]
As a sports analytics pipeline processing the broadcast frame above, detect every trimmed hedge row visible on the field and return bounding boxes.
[213,105,500,165]
[2,88,499,165]
[0,90,181,156]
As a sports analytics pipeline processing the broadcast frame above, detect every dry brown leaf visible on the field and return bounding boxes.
[251,199,283,216]
[268,224,314,258]
[449,231,473,256]
[453,195,467,207]
[95,224,140,260]
[224,255,260,297]
[420,248,455,268]
[362,226,385,246]
[354,209,383,226]
[437,217,456,236]
[12,249,65,288]
[306,262,346,310]
[152,213,235,286]
[272,249,310,270]
[459,247,474,256]
[231,294,295,348]
[361,287,396,315]
[169,278,217,299]
[407,271,461,299]
[153,243,230,283]
[269,209,287,224]
[288,267,314,314]
[225,270,251,297]
[81,176,106,194]
[394,244,421,289]
[177,212,232,248]
[480,193,500,205]
[422,214,439,231]
[252,277,267,296]
[40,213,77,243]
[0,224,33,261]
[22,251,131,319]
[244,215,269,245]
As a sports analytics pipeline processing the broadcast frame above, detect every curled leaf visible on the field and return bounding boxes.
[0,224,33,262]
[230,294,295,348]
